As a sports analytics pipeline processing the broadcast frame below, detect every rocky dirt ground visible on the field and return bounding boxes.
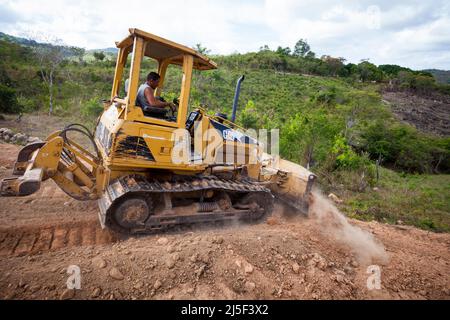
[0,143,449,300]
[383,91,450,136]
[0,114,81,140]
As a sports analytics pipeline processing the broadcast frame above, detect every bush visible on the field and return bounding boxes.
[93,51,105,61]
[331,135,367,170]
[17,95,38,112]
[280,111,342,168]
[360,120,450,173]
[313,86,338,104]
[357,61,383,82]
[81,97,103,118]
[391,71,444,96]
[239,100,259,129]
[0,83,21,113]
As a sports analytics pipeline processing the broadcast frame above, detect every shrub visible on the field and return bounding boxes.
[239,100,259,129]
[313,86,337,104]
[360,120,450,173]
[331,135,366,170]
[17,95,38,112]
[0,83,21,113]
[280,111,342,168]
[93,51,105,61]
[81,97,103,118]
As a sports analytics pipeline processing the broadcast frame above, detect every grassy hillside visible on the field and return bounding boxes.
[0,37,449,232]
[330,169,450,232]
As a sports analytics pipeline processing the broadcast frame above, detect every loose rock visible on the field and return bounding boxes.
[244,263,254,274]
[186,287,195,294]
[328,193,343,204]
[153,280,162,290]
[91,288,102,298]
[157,237,169,245]
[166,257,176,269]
[60,289,75,300]
[166,246,175,253]
[109,267,124,280]
[244,281,256,292]
[92,257,107,269]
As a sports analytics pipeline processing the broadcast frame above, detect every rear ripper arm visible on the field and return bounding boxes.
[1,126,106,201]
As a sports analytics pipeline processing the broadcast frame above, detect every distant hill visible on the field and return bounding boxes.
[424,69,450,84]
[0,32,41,47]
[88,47,118,54]
[1,31,448,78]
[0,31,117,55]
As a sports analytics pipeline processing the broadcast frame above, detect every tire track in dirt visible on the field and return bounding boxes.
[0,221,119,257]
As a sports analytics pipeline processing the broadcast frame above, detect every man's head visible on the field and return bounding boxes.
[146,72,160,89]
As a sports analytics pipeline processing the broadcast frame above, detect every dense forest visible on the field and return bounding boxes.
[0,35,449,231]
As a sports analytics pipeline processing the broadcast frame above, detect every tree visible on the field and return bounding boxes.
[93,51,105,61]
[276,46,291,56]
[305,51,316,59]
[70,46,86,63]
[193,43,210,55]
[321,55,346,77]
[31,35,67,115]
[395,71,436,94]
[0,84,20,113]
[378,64,412,77]
[415,75,435,95]
[357,61,383,82]
[280,111,341,168]
[293,39,310,57]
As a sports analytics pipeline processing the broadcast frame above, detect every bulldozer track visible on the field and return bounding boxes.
[0,221,118,257]
[0,176,274,256]
[99,175,274,235]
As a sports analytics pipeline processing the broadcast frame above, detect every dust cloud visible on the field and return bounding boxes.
[309,190,389,265]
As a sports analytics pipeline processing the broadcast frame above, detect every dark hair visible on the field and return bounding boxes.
[147,72,160,82]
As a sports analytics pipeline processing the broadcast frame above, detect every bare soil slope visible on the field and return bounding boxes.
[383,91,450,136]
[0,143,449,300]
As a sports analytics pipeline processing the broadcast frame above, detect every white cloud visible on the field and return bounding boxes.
[0,0,449,69]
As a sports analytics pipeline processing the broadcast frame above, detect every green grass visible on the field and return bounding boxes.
[336,168,450,232]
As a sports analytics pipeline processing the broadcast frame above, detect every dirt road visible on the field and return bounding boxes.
[0,143,449,300]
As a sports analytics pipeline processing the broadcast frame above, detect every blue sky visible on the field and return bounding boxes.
[0,0,449,70]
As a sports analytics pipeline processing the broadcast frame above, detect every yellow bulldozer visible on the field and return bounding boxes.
[0,28,316,234]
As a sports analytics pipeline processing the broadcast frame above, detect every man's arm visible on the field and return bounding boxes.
[144,87,170,108]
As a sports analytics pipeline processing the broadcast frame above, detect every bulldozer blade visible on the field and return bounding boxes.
[1,167,43,196]
[272,173,316,214]
[263,156,316,215]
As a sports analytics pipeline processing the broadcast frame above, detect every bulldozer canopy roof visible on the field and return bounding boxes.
[116,28,217,70]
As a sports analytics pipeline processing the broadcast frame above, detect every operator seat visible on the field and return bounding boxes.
[143,106,168,119]
[135,100,168,119]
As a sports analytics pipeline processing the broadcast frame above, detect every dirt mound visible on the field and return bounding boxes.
[0,143,449,300]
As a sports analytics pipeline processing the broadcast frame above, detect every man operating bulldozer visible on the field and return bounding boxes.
[0,28,316,235]
[136,72,177,116]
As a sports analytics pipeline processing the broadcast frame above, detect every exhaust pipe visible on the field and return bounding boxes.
[231,75,245,123]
